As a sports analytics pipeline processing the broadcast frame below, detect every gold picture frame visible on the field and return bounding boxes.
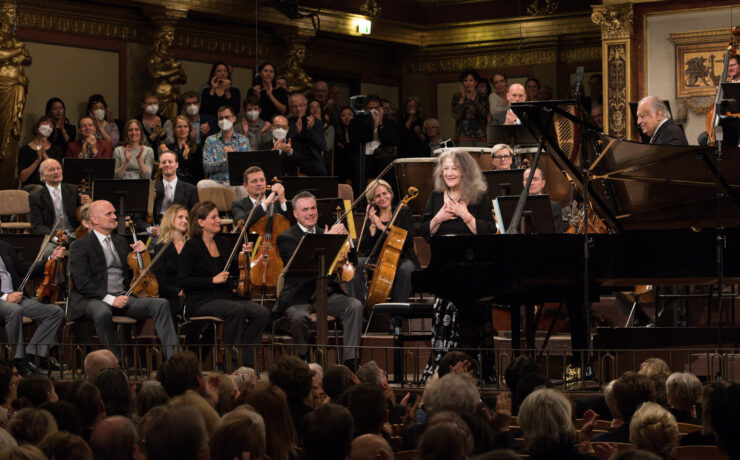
[671,29,731,99]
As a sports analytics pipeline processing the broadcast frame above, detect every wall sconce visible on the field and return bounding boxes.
[355,18,372,35]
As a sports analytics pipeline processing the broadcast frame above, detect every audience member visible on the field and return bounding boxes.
[301,404,353,460]
[201,61,241,117]
[135,92,169,150]
[163,115,204,185]
[334,106,358,189]
[144,405,209,460]
[37,431,92,460]
[504,356,541,414]
[308,363,329,408]
[113,119,154,179]
[200,105,250,187]
[364,94,399,182]
[86,94,119,147]
[525,78,541,101]
[0,445,46,460]
[168,390,220,437]
[92,368,132,418]
[245,383,299,460]
[65,115,113,159]
[83,350,119,383]
[177,90,216,147]
[592,372,655,443]
[18,116,63,190]
[452,69,489,147]
[287,92,327,176]
[45,97,76,153]
[681,380,730,446]
[0,429,15,451]
[423,117,444,155]
[350,433,393,460]
[639,358,671,407]
[489,73,508,114]
[89,415,138,460]
[209,411,266,460]
[248,61,287,123]
[398,96,427,158]
[438,351,478,379]
[420,411,474,460]
[586,74,603,109]
[213,372,237,415]
[7,408,57,445]
[38,401,82,436]
[309,98,335,159]
[63,381,105,442]
[323,365,359,401]
[156,351,207,398]
[538,85,553,101]
[708,383,740,460]
[134,380,169,417]
[343,383,387,436]
[236,95,272,150]
[629,402,678,460]
[14,376,57,409]
[591,104,604,131]
[269,356,314,433]
[665,372,701,424]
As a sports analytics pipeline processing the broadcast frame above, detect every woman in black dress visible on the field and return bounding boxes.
[200,61,241,118]
[247,62,288,123]
[18,116,63,190]
[419,149,495,381]
[152,204,190,318]
[45,97,75,153]
[163,115,203,185]
[178,201,270,367]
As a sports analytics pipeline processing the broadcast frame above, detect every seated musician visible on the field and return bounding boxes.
[0,241,65,375]
[491,84,526,126]
[231,166,287,225]
[729,55,740,83]
[275,191,364,368]
[490,144,514,170]
[68,200,179,360]
[65,116,113,159]
[152,205,190,318]
[419,150,495,381]
[355,179,419,303]
[149,151,198,237]
[29,159,92,245]
[522,167,564,233]
[636,96,688,146]
[178,201,270,367]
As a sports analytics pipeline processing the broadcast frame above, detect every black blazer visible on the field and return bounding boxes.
[69,232,132,319]
[650,119,688,146]
[178,235,238,313]
[551,200,564,233]
[153,179,199,225]
[358,206,419,267]
[491,110,509,125]
[231,196,287,227]
[0,240,43,296]
[152,242,181,300]
[419,191,496,240]
[29,183,81,234]
[288,115,328,176]
[275,225,343,315]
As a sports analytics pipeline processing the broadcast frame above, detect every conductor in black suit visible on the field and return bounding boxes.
[637,96,688,146]
[29,159,91,240]
[68,200,179,360]
[150,151,199,231]
[231,166,288,225]
[275,191,363,367]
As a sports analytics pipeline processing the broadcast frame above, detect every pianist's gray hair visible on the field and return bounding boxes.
[639,96,672,121]
[433,150,487,205]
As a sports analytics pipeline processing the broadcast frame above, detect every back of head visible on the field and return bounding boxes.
[350,434,393,460]
[214,372,237,415]
[427,411,473,455]
[701,380,731,435]
[15,376,52,408]
[93,368,132,417]
[245,383,297,460]
[322,365,356,400]
[614,372,655,422]
[709,383,740,459]
[518,388,576,455]
[301,404,353,460]
[665,372,701,412]
[38,431,93,460]
[0,428,16,451]
[134,380,169,417]
[145,405,208,460]
[63,381,103,428]
[344,383,387,435]
[0,445,47,460]
[515,372,552,411]
[418,421,469,460]
[639,359,670,406]
[423,373,479,416]
[8,408,58,445]
[629,402,678,459]
[209,412,266,460]
[504,356,541,411]
[438,351,478,379]
[84,350,117,383]
[169,390,220,437]
[269,356,313,402]
[89,416,138,460]
[356,361,384,386]
[38,401,82,436]
[157,351,201,397]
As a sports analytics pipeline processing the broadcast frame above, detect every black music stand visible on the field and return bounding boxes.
[315,198,346,230]
[495,195,556,234]
[228,150,282,186]
[484,169,525,199]
[62,158,115,186]
[487,124,538,147]
[283,176,339,200]
[282,234,347,354]
[93,179,151,235]
[0,234,46,263]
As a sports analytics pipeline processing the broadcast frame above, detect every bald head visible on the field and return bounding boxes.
[40,159,63,186]
[84,350,119,383]
[90,416,138,460]
[313,81,329,103]
[350,434,393,460]
[507,84,526,103]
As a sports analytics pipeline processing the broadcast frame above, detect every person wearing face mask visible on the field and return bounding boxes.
[18,116,64,191]
[44,97,76,153]
[287,92,327,176]
[168,91,216,149]
[199,106,250,188]
[86,94,119,148]
[236,95,272,150]
[270,115,297,177]
[135,91,169,153]
[65,116,113,159]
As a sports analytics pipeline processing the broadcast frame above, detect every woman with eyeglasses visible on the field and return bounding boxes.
[490,143,514,170]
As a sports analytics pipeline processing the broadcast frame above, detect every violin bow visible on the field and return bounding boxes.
[18,217,63,292]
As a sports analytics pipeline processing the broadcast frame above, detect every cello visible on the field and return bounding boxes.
[706,27,740,145]
[364,187,418,311]
[125,218,159,297]
[36,230,67,303]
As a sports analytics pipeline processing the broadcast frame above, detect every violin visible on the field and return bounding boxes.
[232,219,251,298]
[36,230,66,303]
[330,205,356,283]
[249,178,291,300]
[125,218,159,297]
[18,218,64,295]
[75,178,91,240]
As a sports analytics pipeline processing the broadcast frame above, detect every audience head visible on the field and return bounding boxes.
[0,365,17,409]
[589,73,603,98]
[86,94,109,120]
[423,117,440,140]
[402,96,422,119]
[438,351,478,379]
[323,365,358,401]
[424,373,479,416]
[289,92,308,118]
[614,372,655,422]
[638,358,670,406]
[636,96,671,137]
[665,372,701,413]
[344,383,387,436]
[63,381,105,430]
[14,375,56,409]
[709,383,740,458]
[434,149,487,205]
[301,404,353,460]
[459,68,481,92]
[37,431,92,460]
[419,412,472,460]
[245,383,298,460]
[45,97,68,122]
[538,85,553,101]
[477,78,492,96]
[243,95,261,120]
[276,76,289,89]
[604,379,619,419]
[84,350,119,383]
[78,116,96,138]
[350,433,393,460]
[180,90,200,116]
[518,388,577,455]
[492,72,508,95]
[134,380,169,417]
[506,83,526,103]
[32,116,54,139]
[93,368,131,418]
[0,445,47,460]
[525,78,541,100]
[700,380,731,435]
[269,356,313,403]
[157,351,203,398]
[208,61,232,85]
[312,80,329,103]
[255,61,275,86]
[308,99,324,123]
[145,405,209,460]
[591,104,604,130]
[38,401,82,436]
[189,201,220,238]
[7,408,57,445]
[213,372,237,415]
[231,367,259,392]
[209,411,266,460]
[504,355,541,396]
[356,360,387,387]
[629,402,679,459]
[339,106,354,128]
[168,390,220,437]
[217,105,236,132]
[89,415,138,460]
[515,372,553,411]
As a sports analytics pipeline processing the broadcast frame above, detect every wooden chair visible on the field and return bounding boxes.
[337,183,353,202]
[676,422,702,434]
[395,450,419,460]
[674,445,725,460]
[0,190,31,233]
[591,442,633,453]
[198,187,235,229]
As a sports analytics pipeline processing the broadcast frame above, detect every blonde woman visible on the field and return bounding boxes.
[153,204,189,317]
[629,402,679,460]
[113,119,154,179]
[490,143,513,170]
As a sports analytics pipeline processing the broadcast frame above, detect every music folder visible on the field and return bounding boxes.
[282,234,347,280]
[62,158,115,186]
[282,176,339,200]
[484,169,525,199]
[227,150,282,186]
[487,124,538,147]
[494,195,556,234]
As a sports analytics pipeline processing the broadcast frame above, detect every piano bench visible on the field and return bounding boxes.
[368,302,434,384]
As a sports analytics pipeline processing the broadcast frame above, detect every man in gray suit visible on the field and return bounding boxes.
[69,200,178,360]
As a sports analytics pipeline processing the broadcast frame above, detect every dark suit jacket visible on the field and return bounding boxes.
[551,200,564,233]
[69,232,132,319]
[650,119,688,146]
[491,110,509,125]
[275,225,343,314]
[153,179,199,225]
[0,241,42,295]
[288,115,328,176]
[231,196,287,226]
[29,183,81,234]
[178,235,238,313]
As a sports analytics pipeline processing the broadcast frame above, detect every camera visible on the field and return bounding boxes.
[349,95,374,143]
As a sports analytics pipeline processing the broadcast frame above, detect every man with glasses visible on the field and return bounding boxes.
[287,92,327,176]
[199,105,250,188]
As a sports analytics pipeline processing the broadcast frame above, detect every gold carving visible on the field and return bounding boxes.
[607,43,627,137]
[677,95,715,117]
[147,13,187,121]
[359,0,381,18]
[591,4,633,40]
[0,1,30,163]
[527,0,559,16]
[282,33,312,93]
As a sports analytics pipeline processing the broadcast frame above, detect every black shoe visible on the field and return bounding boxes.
[24,360,50,377]
[15,360,32,377]
[46,356,68,371]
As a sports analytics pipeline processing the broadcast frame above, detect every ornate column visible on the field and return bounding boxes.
[282,29,314,94]
[592,4,634,139]
[0,0,30,188]
[146,8,187,122]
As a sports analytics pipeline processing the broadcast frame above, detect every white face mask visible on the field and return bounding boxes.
[273,128,287,140]
[219,119,233,132]
[144,104,159,115]
[186,104,199,116]
[93,109,105,121]
[246,110,260,122]
[38,125,53,138]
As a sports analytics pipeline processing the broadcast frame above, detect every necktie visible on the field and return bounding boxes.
[52,188,63,219]
[0,257,13,294]
[103,237,121,267]
[161,184,173,214]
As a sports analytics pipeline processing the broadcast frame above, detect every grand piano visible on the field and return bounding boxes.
[411,100,740,353]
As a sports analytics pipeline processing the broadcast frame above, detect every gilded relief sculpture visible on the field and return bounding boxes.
[0,1,30,165]
[147,20,186,121]
[282,34,312,93]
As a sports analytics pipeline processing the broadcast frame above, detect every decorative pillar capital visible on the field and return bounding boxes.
[591,4,634,40]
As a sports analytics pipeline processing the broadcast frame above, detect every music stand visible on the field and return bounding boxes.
[228,150,282,186]
[282,234,347,351]
[484,169,525,199]
[494,195,556,234]
[487,124,538,147]
[315,198,346,230]
[93,179,151,234]
[283,177,339,200]
[62,158,115,186]
[1,234,46,263]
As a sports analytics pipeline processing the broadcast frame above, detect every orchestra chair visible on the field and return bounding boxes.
[674,445,725,460]
[591,442,633,453]
[176,296,224,371]
[365,302,433,384]
[197,187,235,230]
[337,183,353,202]
[0,190,32,233]
[676,422,702,434]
